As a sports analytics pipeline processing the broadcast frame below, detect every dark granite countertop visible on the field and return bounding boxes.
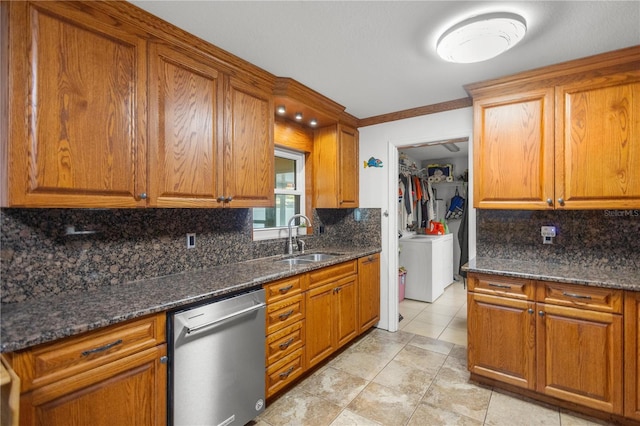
[464,257,640,291]
[0,247,380,353]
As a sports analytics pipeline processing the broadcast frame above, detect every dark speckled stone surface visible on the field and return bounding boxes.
[0,248,378,353]
[0,207,381,352]
[467,209,640,291]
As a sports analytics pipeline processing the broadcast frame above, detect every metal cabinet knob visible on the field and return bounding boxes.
[546,198,553,206]
[538,311,545,317]
[217,196,225,202]
[557,198,565,206]
[528,308,534,314]
[139,192,148,200]
[226,196,233,202]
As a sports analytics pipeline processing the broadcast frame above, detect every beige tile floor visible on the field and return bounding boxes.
[254,281,610,426]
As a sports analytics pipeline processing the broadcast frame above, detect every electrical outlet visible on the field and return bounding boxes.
[186,233,196,249]
[541,226,556,244]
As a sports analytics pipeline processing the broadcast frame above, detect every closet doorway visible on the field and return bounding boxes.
[388,136,475,332]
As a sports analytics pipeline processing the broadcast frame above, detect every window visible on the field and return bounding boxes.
[253,148,306,240]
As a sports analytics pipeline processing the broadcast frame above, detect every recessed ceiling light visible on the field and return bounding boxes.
[295,112,303,121]
[309,118,318,126]
[276,105,286,114]
[437,12,527,63]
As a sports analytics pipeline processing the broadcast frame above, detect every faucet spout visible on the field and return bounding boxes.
[287,214,311,255]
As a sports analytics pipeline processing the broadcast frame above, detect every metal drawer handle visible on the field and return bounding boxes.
[279,285,294,294]
[488,283,512,289]
[279,367,295,379]
[279,338,294,350]
[562,292,592,300]
[82,339,123,357]
[279,310,294,321]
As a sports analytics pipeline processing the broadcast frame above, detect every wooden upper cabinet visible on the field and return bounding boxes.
[3,1,147,207]
[313,124,359,208]
[223,77,274,208]
[2,1,275,208]
[148,43,222,207]
[555,71,640,209]
[473,89,555,209]
[468,46,640,210]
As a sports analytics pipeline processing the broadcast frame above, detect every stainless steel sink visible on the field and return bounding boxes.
[275,258,314,266]
[296,253,337,262]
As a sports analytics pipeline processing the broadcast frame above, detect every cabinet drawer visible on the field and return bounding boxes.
[13,313,165,392]
[266,348,304,398]
[266,321,304,366]
[469,273,534,300]
[266,294,305,335]
[308,260,357,289]
[536,281,623,314]
[264,276,304,303]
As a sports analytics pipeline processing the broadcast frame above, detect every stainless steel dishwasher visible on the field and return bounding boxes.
[169,289,266,426]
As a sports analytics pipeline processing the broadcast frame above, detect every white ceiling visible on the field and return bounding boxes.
[130,1,639,121]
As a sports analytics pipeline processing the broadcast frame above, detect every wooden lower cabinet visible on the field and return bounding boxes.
[10,313,167,426]
[625,291,640,421]
[467,292,536,390]
[468,273,627,419]
[537,303,623,413]
[21,345,166,426]
[264,256,379,398]
[358,254,380,332]
[306,275,358,369]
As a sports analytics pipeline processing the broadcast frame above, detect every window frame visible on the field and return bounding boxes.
[252,147,307,241]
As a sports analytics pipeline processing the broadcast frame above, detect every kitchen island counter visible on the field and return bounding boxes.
[464,256,639,291]
[0,247,380,353]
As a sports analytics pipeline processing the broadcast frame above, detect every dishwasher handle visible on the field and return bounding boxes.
[185,302,266,335]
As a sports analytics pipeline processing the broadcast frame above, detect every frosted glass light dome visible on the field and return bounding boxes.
[437,12,527,63]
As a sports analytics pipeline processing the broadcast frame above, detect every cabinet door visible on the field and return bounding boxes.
[335,275,358,348]
[337,125,359,208]
[624,291,640,421]
[537,304,623,414]
[223,76,274,208]
[358,254,380,333]
[20,345,167,426]
[473,89,555,209]
[467,292,536,390]
[555,71,640,209]
[5,2,147,207]
[148,42,223,207]
[305,282,335,369]
[313,124,359,208]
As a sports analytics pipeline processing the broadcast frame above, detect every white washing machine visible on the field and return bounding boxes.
[398,234,453,302]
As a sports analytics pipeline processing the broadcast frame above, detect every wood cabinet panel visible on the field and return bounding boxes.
[266,321,304,366]
[308,260,357,289]
[473,89,555,209]
[223,77,274,208]
[555,71,640,209]
[624,291,640,421]
[264,276,304,304]
[21,345,166,426]
[537,304,623,414]
[313,124,359,208]
[337,125,359,208]
[265,348,304,398]
[5,1,147,207]
[467,292,536,389]
[468,273,534,300]
[358,254,380,332]
[536,281,623,314]
[265,294,304,335]
[335,276,358,348]
[148,42,222,207]
[305,282,335,369]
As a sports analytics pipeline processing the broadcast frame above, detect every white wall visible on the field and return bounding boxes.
[358,107,476,331]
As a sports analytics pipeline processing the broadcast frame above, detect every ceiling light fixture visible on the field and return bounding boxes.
[276,105,286,114]
[294,112,303,121]
[309,118,318,127]
[436,12,527,63]
[443,143,460,152]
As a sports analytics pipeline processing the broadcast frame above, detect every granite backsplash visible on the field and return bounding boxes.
[0,208,381,304]
[477,209,640,270]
